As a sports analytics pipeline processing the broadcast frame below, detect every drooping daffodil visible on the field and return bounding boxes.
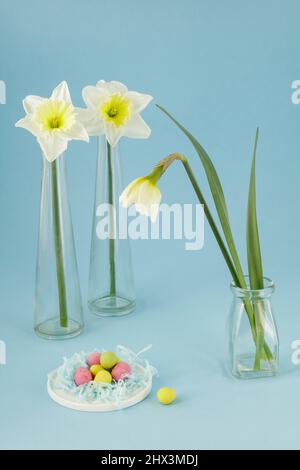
[15,81,89,162]
[78,80,153,147]
[119,164,166,222]
[120,154,186,222]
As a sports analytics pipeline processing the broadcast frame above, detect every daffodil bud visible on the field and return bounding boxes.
[120,153,186,222]
[120,175,162,222]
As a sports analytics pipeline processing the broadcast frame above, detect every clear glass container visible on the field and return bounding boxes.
[34,154,84,339]
[228,276,279,379]
[88,136,136,317]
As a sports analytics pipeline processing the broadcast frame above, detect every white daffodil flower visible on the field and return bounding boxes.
[78,80,153,147]
[120,174,162,223]
[15,81,89,162]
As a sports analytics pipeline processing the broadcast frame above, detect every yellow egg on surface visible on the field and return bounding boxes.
[94,370,112,384]
[157,387,176,405]
[90,364,103,377]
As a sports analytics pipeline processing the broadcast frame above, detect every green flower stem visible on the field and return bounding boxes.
[107,142,117,297]
[180,158,272,364]
[253,300,266,369]
[181,158,239,286]
[51,159,68,328]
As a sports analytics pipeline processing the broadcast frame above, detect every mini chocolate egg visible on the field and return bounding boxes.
[157,387,176,405]
[100,351,119,370]
[74,367,93,386]
[90,364,103,377]
[87,352,101,366]
[94,370,112,384]
[111,362,131,381]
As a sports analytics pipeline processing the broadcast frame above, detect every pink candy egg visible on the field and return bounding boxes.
[87,352,101,366]
[74,367,92,386]
[111,362,131,381]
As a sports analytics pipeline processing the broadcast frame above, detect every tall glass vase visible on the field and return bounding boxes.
[228,276,279,379]
[88,136,136,317]
[34,154,84,339]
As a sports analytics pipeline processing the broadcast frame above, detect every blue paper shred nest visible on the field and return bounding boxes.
[50,345,157,404]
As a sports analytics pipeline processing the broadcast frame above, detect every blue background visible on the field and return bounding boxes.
[1,0,300,450]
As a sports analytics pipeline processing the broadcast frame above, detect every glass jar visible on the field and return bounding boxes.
[229,276,279,379]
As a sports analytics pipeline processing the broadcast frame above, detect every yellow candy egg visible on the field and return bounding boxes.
[100,351,119,370]
[157,387,176,405]
[90,364,103,377]
[94,370,112,384]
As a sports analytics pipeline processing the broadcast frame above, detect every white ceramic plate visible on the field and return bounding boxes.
[47,365,152,412]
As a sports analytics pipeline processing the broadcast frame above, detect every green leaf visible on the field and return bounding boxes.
[247,128,264,290]
[156,104,246,289]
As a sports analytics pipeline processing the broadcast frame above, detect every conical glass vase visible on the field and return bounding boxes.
[88,136,136,317]
[34,154,84,340]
